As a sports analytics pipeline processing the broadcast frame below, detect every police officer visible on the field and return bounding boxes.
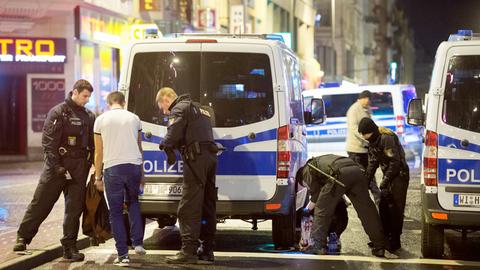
[358,117,409,253]
[156,87,217,265]
[297,154,386,257]
[13,80,95,262]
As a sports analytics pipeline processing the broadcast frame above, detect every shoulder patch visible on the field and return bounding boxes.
[199,107,211,118]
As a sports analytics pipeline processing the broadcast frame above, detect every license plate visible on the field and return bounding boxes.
[453,194,480,207]
[143,184,183,196]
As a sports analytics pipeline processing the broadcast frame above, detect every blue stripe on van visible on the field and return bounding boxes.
[142,128,278,176]
[438,159,480,185]
[438,134,480,155]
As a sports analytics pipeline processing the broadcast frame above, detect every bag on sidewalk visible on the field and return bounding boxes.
[82,174,112,245]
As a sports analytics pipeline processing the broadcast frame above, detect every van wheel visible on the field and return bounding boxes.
[272,205,296,249]
[421,214,444,258]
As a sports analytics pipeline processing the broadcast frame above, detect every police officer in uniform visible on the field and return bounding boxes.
[358,117,409,253]
[156,87,217,265]
[13,80,95,262]
[297,154,386,257]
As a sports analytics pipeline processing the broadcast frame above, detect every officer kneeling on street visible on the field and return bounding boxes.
[358,117,409,253]
[13,80,95,262]
[297,154,386,257]
[156,87,218,265]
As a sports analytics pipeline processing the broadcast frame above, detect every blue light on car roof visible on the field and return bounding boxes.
[457,29,473,36]
[448,29,474,41]
[265,34,285,43]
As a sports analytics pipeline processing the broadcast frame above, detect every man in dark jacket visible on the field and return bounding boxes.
[13,80,95,262]
[156,87,217,265]
[297,154,386,257]
[358,117,409,252]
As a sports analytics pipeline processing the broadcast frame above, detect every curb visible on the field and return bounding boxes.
[0,236,90,270]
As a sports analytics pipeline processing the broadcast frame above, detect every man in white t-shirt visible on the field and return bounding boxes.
[93,92,146,266]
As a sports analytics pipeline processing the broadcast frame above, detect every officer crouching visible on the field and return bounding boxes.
[156,87,218,265]
[13,80,95,262]
[297,154,386,257]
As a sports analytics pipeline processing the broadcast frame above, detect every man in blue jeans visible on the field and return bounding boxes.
[93,92,146,266]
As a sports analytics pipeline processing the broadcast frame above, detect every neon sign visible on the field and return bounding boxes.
[0,38,66,63]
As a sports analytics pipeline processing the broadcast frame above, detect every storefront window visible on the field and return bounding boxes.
[80,43,96,111]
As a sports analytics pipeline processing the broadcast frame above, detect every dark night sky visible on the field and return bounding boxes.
[404,0,480,59]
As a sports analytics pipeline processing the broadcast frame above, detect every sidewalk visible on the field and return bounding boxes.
[0,161,67,264]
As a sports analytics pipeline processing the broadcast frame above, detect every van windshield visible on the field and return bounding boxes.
[443,55,480,133]
[322,92,393,118]
[127,51,274,127]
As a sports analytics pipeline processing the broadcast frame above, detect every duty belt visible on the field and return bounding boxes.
[58,147,89,159]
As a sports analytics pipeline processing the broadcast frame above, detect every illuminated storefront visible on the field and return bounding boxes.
[0,37,67,156]
[75,6,127,113]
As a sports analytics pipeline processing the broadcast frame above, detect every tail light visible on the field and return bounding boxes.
[277,125,291,178]
[423,130,438,186]
[396,115,405,134]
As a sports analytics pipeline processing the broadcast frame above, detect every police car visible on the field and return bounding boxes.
[303,84,422,159]
[119,32,312,248]
[407,30,480,258]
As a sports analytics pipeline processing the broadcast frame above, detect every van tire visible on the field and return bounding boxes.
[421,214,444,258]
[272,204,296,249]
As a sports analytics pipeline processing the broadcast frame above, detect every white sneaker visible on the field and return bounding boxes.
[134,245,146,255]
[113,255,130,267]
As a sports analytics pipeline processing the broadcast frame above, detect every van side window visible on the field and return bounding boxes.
[283,54,304,124]
[443,55,480,132]
[201,52,275,127]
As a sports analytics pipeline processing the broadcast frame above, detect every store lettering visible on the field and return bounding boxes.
[0,38,65,63]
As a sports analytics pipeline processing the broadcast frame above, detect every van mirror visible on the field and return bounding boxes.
[407,98,424,126]
[310,98,326,125]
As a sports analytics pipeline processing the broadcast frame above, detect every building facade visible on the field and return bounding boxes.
[314,0,415,85]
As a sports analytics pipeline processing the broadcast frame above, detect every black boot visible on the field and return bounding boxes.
[197,244,214,265]
[13,237,27,252]
[372,248,385,258]
[165,251,198,264]
[63,246,85,262]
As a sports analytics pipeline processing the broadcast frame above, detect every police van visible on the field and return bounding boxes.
[303,84,422,159]
[407,30,480,258]
[119,33,313,248]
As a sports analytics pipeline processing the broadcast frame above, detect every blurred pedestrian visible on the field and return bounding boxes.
[358,117,409,253]
[346,90,381,204]
[13,80,95,262]
[93,92,146,267]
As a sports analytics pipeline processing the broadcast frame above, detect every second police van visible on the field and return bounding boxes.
[302,84,422,159]
[119,33,317,248]
[407,30,480,258]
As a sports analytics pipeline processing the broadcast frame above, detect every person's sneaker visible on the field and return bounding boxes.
[386,241,401,253]
[13,237,27,252]
[165,252,198,264]
[113,255,130,267]
[134,245,147,255]
[63,246,85,262]
[372,248,385,258]
[197,249,214,265]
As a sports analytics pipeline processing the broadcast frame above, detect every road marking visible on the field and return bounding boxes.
[85,248,480,267]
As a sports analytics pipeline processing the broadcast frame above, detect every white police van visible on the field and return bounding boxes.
[119,33,312,248]
[407,30,480,258]
[303,84,422,159]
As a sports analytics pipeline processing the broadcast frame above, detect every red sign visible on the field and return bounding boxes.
[0,37,66,63]
[31,78,66,132]
[198,9,216,28]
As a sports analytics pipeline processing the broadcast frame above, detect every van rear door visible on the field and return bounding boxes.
[200,42,278,201]
[436,47,480,212]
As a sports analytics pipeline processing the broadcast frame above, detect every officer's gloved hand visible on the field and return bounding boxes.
[55,166,66,176]
[379,179,392,197]
[164,147,176,165]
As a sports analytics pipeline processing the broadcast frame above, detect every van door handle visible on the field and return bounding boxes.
[145,131,152,139]
[461,139,469,147]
